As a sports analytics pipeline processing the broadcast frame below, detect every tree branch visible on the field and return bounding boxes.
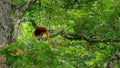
[49,28,64,38]
[20,17,120,43]
[21,17,38,28]
[63,33,120,43]
[12,0,37,42]
[104,48,120,68]
[19,0,37,19]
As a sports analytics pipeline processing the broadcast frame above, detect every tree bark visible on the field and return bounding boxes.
[0,0,37,67]
[0,0,12,67]
[0,0,13,44]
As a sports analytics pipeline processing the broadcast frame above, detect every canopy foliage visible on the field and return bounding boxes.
[0,0,120,68]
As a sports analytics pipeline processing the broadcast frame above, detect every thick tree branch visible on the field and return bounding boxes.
[20,17,120,43]
[63,33,120,43]
[41,28,64,40]
[19,0,36,19]
[21,17,38,28]
[12,0,37,42]
[49,28,64,38]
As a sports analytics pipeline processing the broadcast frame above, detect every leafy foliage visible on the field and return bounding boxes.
[0,0,120,67]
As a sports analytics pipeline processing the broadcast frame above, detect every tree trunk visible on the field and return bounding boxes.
[0,0,13,67]
[0,0,13,44]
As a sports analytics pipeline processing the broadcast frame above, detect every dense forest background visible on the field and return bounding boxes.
[0,0,120,68]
